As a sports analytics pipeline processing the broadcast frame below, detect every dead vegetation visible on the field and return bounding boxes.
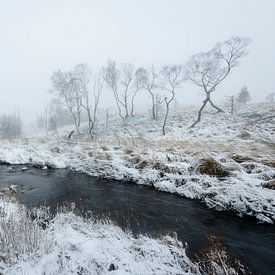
[152,161,177,174]
[124,147,134,155]
[263,160,275,168]
[262,180,275,190]
[127,153,183,175]
[195,157,230,178]
[0,202,50,265]
[230,155,254,163]
[197,233,251,275]
[241,163,258,174]
[88,151,113,161]
[135,159,150,169]
[101,145,109,151]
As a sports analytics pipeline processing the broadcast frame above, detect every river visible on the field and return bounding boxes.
[0,165,274,275]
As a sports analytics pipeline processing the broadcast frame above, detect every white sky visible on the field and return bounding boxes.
[0,0,275,123]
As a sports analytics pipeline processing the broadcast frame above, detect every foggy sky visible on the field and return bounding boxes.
[1,0,275,124]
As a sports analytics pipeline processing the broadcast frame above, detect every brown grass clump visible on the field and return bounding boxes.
[152,161,163,171]
[128,154,150,169]
[195,157,230,178]
[124,147,134,155]
[101,145,109,151]
[130,154,142,164]
[135,159,150,169]
[152,161,170,173]
[151,161,178,174]
[231,155,254,163]
[241,163,260,174]
[197,233,250,275]
[263,160,275,168]
[262,180,275,190]
[166,147,175,153]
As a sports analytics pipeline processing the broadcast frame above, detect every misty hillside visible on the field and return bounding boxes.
[0,1,275,275]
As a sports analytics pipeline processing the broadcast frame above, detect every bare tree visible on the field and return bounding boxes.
[120,63,135,119]
[130,67,147,117]
[73,64,103,139]
[160,65,184,135]
[48,98,62,136]
[155,93,163,122]
[103,61,123,121]
[185,36,251,127]
[90,71,103,137]
[51,70,82,134]
[144,65,159,120]
[103,61,136,123]
[70,73,83,132]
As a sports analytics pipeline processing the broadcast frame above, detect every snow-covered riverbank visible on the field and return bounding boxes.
[0,195,199,274]
[0,104,274,223]
[1,195,248,275]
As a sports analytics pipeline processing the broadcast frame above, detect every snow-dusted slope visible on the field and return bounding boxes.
[0,104,274,223]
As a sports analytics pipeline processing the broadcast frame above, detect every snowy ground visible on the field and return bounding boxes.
[0,103,274,223]
[0,195,199,275]
[1,195,247,275]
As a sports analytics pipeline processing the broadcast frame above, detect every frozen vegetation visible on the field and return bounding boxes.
[0,103,274,224]
[0,195,196,274]
[0,195,248,275]
[1,3,275,274]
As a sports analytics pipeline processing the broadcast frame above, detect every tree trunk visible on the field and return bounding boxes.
[71,112,80,134]
[209,99,224,113]
[191,97,209,127]
[130,90,138,117]
[113,91,125,123]
[162,98,169,135]
[149,92,156,120]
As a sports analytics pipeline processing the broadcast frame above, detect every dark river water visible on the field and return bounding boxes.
[0,165,274,275]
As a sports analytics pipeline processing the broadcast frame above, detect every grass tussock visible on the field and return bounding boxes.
[231,155,254,163]
[263,160,275,168]
[152,161,181,174]
[101,145,109,151]
[89,151,113,161]
[262,180,275,190]
[124,147,134,155]
[195,157,230,178]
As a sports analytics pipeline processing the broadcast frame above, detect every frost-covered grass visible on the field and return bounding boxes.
[0,196,197,274]
[0,103,274,223]
[0,196,250,275]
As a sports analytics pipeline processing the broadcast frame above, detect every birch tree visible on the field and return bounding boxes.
[73,64,103,139]
[144,65,159,120]
[185,36,251,127]
[51,70,82,134]
[103,61,137,123]
[130,67,147,117]
[160,65,184,135]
